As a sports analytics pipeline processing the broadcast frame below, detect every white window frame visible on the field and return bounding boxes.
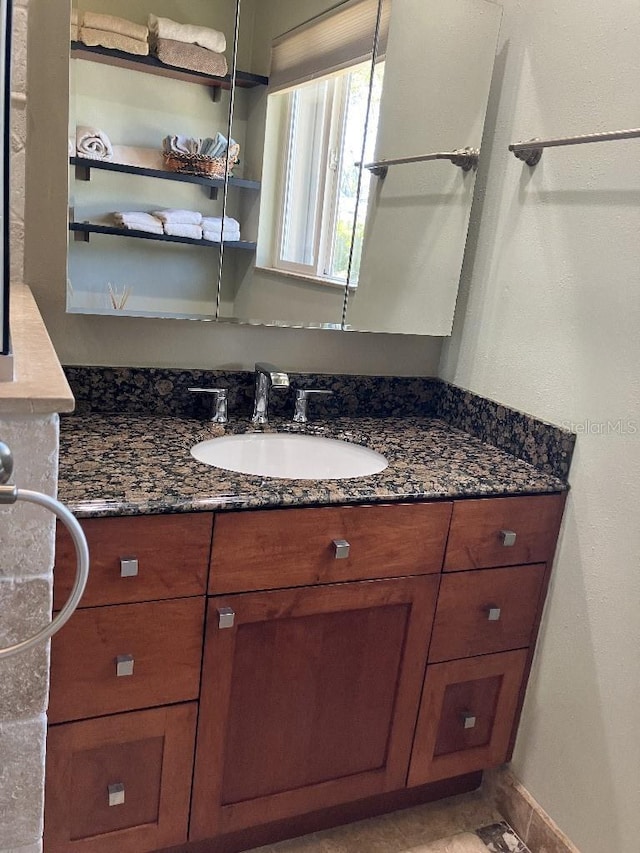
[272,68,357,286]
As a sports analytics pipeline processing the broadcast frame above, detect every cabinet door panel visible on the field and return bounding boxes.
[54,513,212,608]
[428,564,546,662]
[408,650,528,786]
[443,494,565,571]
[190,576,439,839]
[48,598,205,723]
[44,703,197,853]
[210,502,452,593]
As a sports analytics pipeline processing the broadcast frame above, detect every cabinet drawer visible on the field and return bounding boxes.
[408,650,528,786]
[48,598,205,723]
[443,493,565,571]
[209,502,452,594]
[428,564,546,662]
[45,703,197,853]
[54,513,212,609]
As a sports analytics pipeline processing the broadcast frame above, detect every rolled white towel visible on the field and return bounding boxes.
[76,125,113,161]
[164,223,203,240]
[202,216,240,230]
[68,137,74,156]
[113,212,163,234]
[148,14,226,54]
[152,209,203,225]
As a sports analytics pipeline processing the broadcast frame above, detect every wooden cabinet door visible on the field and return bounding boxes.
[44,703,197,853]
[407,650,528,786]
[190,576,439,840]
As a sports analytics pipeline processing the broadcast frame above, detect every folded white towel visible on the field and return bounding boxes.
[164,223,203,240]
[152,209,203,225]
[148,14,226,54]
[113,212,163,234]
[202,216,240,230]
[76,125,113,161]
[203,229,241,243]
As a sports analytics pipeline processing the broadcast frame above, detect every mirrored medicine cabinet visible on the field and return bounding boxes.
[66,0,501,335]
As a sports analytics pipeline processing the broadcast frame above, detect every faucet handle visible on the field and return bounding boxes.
[189,388,228,423]
[293,389,334,423]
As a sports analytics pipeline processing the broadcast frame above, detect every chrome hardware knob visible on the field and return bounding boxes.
[332,539,350,559]
[217,607,235,629]
[461,713,477,729]
[486,606,502,622]
[500,529,517,547]
[108,782,125,807]
[116,654,134,677]
[189,387,228,423]
[120,557,139,578]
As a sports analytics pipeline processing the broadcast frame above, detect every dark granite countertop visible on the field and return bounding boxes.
[58,414,567,518]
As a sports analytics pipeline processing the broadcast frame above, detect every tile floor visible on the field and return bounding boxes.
[247,791,532,853]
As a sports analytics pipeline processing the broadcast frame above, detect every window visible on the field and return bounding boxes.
[269,60,384,286]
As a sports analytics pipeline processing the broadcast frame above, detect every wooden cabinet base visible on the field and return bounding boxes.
[44,704,197,853]
[160,772,482,853]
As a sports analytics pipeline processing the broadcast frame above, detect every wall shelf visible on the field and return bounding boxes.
[69,222,257,251]
[71,42,268,91]
[71,156,261,199]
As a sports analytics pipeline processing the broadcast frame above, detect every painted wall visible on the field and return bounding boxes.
[440,1,640,851]
[24,0,442,374]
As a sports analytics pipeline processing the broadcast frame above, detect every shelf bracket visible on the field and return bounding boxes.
[211,87,222,104]
[73,228,90,243]
[75,164,91,182]
[208,186,219,201]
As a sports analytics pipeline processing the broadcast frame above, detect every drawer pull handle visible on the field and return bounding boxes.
[485,606,502,622]
[461,712,477,730]
[108,782,125,807]
[120,557,139,578]
[500,529,517,547]
[332,539,350,559]
[218,607,235,629]
[116,654,134,677]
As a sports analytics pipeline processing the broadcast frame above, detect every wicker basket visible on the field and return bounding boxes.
[163,143,240,179]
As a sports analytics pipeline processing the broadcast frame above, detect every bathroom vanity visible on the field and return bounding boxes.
[44,411,568,853]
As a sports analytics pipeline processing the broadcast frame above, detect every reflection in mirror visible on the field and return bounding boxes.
[63,0,501,335]
[0,0,10,357]
[217,0,384,328]
[66,1,243,319]
[344,0,502,335]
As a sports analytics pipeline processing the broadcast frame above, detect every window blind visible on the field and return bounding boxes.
[269,0,390,93]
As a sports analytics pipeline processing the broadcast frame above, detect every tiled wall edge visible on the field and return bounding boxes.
[483,767,582,853]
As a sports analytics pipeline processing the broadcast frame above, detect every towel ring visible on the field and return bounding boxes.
[0,443,89,660]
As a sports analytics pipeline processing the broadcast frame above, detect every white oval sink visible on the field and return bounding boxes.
[190,433,388,480]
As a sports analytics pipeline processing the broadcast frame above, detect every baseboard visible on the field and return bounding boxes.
[483,766,582,853]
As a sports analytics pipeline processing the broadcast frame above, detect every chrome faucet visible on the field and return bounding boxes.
[251,363,290,424]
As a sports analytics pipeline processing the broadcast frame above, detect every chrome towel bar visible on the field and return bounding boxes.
[364,147,479,177]
[509,127,640,166]
[0,441,89,659]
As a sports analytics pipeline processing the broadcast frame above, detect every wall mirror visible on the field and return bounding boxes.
[65,0,501,334]
[0,0,11,359]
